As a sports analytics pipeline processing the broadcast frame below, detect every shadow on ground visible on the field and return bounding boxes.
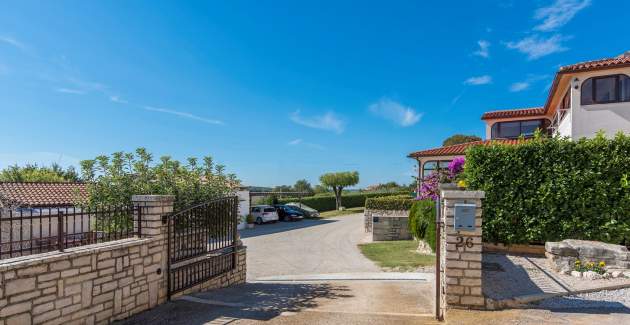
[239,219,338,239]
[117,282,353,325]
[482,253,630,315]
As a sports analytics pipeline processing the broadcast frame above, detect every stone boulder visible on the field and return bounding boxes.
[546,239,630,272]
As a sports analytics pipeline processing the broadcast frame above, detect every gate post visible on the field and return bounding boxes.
[132,195,175,305]
[439,189,486,311]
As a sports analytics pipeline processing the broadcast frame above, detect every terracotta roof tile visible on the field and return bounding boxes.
[481,107,545,120]
[407,139,528,158]
[0,182,88,207]
[559,54,630,73]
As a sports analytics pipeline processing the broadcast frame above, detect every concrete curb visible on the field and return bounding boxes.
[487,282,630,310]
[253,272,434,282]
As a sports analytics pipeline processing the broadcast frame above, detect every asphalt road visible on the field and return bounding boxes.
[241,214,380,280]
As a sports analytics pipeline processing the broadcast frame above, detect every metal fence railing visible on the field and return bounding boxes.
[0,205,140,260]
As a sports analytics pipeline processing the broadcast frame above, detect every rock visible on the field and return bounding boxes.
[623,271,630,279]
[571,271,582,278]
[546,241,578,257]
[611,271,623,278]
[545,239,630,271]
[559,268,572,275]
[583,271,603,280]
[416,240,433,255]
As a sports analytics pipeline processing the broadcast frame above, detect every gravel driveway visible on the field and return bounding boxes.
[241,213,380,280]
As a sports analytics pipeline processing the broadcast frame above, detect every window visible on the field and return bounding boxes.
[252,207,260,213]
[490,119,550,139]
[263,208,276,213]
[581,74,630,105]
[422,160,451,178]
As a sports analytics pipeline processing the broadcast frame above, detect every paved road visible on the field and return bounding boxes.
[121,280,436,325]
[241,214,380,280]
[118,214,437,324]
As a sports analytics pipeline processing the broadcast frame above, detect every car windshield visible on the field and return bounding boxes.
[263,208,276,212]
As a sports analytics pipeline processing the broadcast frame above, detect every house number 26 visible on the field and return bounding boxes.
[456,236,474,248]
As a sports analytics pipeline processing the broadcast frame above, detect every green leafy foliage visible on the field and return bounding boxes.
[365,195,415,211]
[465,133,630,245]
[0,163,80,182]
[442,134,482,147]
[293,179,314,195]
[277,191,408,212]
[408,200,437,251]
[79,148,239,210]
[319,171,360,209]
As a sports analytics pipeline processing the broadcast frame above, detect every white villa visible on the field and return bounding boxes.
[409,51,630,180]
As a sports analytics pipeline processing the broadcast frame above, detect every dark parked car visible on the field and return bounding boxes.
[273,205,305,221]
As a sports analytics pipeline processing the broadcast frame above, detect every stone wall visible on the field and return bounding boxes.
[364,209,411,241]
[0,195,247,325]
[440,190,485,310]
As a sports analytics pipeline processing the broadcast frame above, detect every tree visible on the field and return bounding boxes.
[442,134,482,147]
[80,147,239,209]
[319,171,359,210]
[293,179,313,195]
[0,163,80,182]
[272,185,293,192]
[313,184,329,194]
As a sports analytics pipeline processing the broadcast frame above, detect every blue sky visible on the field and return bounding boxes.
[0,0,627,188]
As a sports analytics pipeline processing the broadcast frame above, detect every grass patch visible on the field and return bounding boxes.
[359,240,435,270]
[319,207,364,218]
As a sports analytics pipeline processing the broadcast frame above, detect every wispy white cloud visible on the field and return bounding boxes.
[55,88,85,95]
[506,34,569,60]
[0,152,81,169]
[464,75,492,86]
[0,36,26,51]
[509,82,530,92]
[290,110,345,134]
[509,74,550,92]
[368,98,422,127]
[288,139,303,145]
[533,0,591,32]
[109,95,128,104]
[473,40,490,58]
[450,89,467,106]
[143,106,223,125]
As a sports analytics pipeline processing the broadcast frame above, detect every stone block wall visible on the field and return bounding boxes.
[0,195,247,325]
[440,190,485,310]
[364,209,411,241]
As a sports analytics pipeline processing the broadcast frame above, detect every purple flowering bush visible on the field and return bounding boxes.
[417,156,465,201]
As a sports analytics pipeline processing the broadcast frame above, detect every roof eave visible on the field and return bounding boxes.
[543,62,630,114]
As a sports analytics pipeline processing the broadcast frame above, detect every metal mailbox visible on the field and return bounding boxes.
[454,203,476,231]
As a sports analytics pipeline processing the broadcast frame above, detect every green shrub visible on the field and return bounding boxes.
[277,191,409,212]
[465,133,630,245]
[408,200,436,251]
[365,195,414,211]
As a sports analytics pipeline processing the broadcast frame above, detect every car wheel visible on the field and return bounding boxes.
[256,217,263,225]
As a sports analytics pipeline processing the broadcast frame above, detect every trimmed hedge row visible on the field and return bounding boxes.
[365,195,415,211]
[408,200,437,251]
[465,133,630,245]
[277,191,409,212]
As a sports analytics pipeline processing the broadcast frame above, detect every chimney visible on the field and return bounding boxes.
[617,51,630,58]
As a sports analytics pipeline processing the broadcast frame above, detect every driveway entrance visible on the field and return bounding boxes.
[120,213,436,324]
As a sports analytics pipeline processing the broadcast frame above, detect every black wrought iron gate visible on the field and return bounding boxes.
[167,196,239,298]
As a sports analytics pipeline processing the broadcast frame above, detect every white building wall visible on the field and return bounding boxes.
[557,110,572,137]
[236,189,250,230]
[570,68,630,139]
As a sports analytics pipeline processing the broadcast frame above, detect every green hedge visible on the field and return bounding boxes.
[408,200,436,251]
[465,133,630,245]
[365,195,414,211]
[277,191,409,212]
